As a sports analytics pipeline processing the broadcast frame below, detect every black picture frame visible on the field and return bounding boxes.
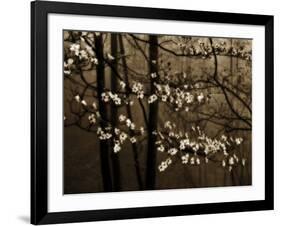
[31,1,274,224]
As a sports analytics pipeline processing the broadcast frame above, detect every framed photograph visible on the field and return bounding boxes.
[31,0,274,224]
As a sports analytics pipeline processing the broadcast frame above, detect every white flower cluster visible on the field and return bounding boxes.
[112,130,129,153]
[158,158,172,172]
[178,40,252,60]
[171,38,251,60]
[202,136,228,155]
[148,94,158,104]
[87,114,140,154]
[118,114,136,131]
[64,58,74,75]
[69,43,98,66]
[70,43,80,56]
[126,118,136,130]
[181,153,205,165]
[221,153,246,171]
[70,44,90,61]
[97,127,112,140]
[181,153,189,164]
[73,95,101,119]
[152,83,205,111]
[235,137,243,145]
[95,121,140,153]
[179,138,199,152]
[190,156,201,165]
[112,129,137,153]
[101,91,122,105]
[131,82,144,99]
[155,122,246,172]
[154,83,170,103]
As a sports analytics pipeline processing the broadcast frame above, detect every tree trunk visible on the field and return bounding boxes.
[110,33,121,191]
[118,34,144,190]
[95,33,113,192]
[145,35,159,190]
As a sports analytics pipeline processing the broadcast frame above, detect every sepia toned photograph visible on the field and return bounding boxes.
[63,30,252,194]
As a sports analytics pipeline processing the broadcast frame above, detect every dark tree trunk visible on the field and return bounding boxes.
[95,33,113,192]
[110,33,121,191]
[118,35,144,190]
[145,35,159,190]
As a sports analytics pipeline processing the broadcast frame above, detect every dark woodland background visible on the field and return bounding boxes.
[63,31,252,194]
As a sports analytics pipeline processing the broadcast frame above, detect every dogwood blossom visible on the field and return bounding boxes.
[130,123,136,130]
[228,156,235,165]
[151,72,157,78]
[101,92,110,102]
[197,92,204,103]
[88,114,96,124]
[157,145,165,152]
[158,157,172,172]
[164,121,173,130]
[140,127,145,135]
[97,127,112,140]
[79,50,88,60]
[148,94,158,104]
[70,43,80,56]
[205,157,209,163]
[235,138,243,145]
[119,132,128,143]
[132,82,144,99]
[181,153,189,164]
[119,114,126,122]
[130,137,137,143]
[168,148,178,156]
[114,128,120,135]
[92,102,97,109]
[107,53,115,60]
[91,57,98,65]
[119,81,126,89]
[81,100,87,106]
[222,160,226,167]
[64,70,71,75]
[74,95,81,103]
[113,142,121,153]
[190,157,195,165]
[101,91,122,105]
[67,58,74,65]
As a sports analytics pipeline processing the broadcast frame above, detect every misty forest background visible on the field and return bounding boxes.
[63,31,252,194]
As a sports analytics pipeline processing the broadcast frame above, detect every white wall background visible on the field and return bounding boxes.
[0,0,279,225]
